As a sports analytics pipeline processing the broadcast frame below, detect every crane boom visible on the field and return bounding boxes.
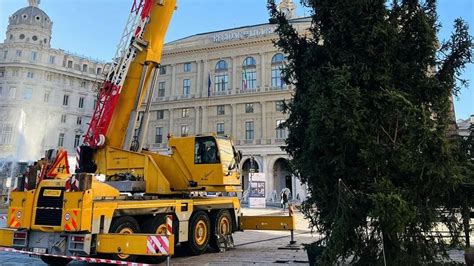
[84,0,175,149]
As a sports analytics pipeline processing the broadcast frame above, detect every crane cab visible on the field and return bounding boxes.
[149,134,242,193]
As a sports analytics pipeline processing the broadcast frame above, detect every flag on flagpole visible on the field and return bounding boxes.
[208,72,212,97]
[242,65,248,90]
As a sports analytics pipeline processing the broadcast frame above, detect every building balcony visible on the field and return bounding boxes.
[236,87,260,94]
[235,138,287,146]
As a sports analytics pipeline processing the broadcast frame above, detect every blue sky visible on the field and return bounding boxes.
[1,0,472,119]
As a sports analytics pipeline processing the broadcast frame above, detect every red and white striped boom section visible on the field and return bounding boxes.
[83,0,154,148]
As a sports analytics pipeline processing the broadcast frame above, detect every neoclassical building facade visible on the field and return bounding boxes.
[0,0,106,162]
[144,7,311,202]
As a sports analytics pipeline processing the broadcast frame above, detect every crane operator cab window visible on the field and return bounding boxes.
[195,137,220,164]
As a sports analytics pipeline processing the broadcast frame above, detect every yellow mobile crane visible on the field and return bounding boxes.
[0,0,295,264]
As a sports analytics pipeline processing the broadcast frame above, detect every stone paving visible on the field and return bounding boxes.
[0,208,467,265]
[0,208,318,265]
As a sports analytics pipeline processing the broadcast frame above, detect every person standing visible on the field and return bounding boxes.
[281,190,288,210]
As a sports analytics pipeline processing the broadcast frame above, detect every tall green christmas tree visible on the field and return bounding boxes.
[268,0,473,264]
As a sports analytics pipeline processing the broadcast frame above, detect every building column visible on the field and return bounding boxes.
[168,108,174,136]
[196,60,202,97]
[261,101,267,141]
[203,61,209,97]
[231,103,237,140]
[202,105,208,133]
[232,56,238,93]
[194,106,200,134]
[260,53,266,89]
[261,155,272,201]
[170,64,176,97]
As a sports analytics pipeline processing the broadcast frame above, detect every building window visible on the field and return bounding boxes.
[217,105,225,115]
[155,127,163,144]
[63,94,69,106]
[271,66,284,88]
[276,119,287,139]
[77,116,82,125]
[0,123,13,145]
[245,103,254,113]
[215,60,229,93]
[216,60,228,70]
[58,133,65,147]
[49,55,55,64]
[158,82,165,97]
[80,81,87,88]
[271,53,286,88]
[22,88,33,100]
[74,134,81,148]
[61,114,67,123]
[8,87,16,99]
[78,97,85,108]
[0,86,2,96]
[216,123,225,135]
[272,53,285,64]
[157,110,164,120]
[16,50,22,57]
[183,79,191,96]
[0,71,4,78]
[44,91,50,103]
[215,74,228,92]
[184,62,192,72]
[245,121,254,140]
[242,57,257,90]
[181,125,189,137]
[275,100,285,112]
[27,71,34,78]
[82,64,88,72]
[242,69,257,90]
[31,51,37,61]
[12,69,19,77]
[96,67,102,75]
[2,50,7,60]
[93,99,98,109]
[182,108,189,118]
[159,66,167,75]
[67,60,73,68]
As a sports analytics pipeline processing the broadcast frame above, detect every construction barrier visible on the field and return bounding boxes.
[0,247,151,265]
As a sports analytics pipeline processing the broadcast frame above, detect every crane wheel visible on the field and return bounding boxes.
[210,209,233,250]
[183,211,210,255]
[106,216,140,262]
[141,215,169,264]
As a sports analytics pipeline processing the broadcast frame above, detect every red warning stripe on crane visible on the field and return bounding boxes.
[0,247,151,265]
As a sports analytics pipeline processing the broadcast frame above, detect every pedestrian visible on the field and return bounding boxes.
[281,190,288,210]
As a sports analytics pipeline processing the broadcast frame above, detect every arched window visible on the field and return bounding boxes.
[271,53,286,89]
[242,57,257,90]
[215,60,228,71]
[214,60,228,94]
[243,57,256,67]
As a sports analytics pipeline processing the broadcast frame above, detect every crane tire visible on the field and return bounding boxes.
[210,209,233,250]
[141,215,168,264]
[183,211,210,255]
[106,216,140,262]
